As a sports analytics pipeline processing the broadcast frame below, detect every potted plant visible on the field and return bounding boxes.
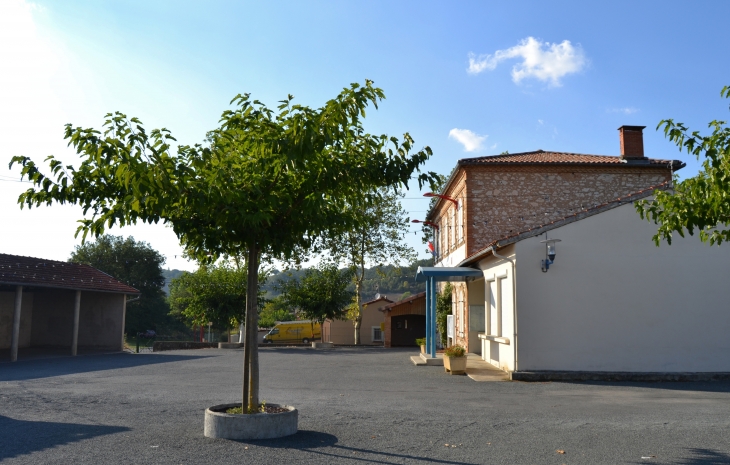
[415,337,426,354]
[443,345,467,375]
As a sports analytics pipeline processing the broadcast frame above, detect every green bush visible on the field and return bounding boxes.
[415,337,426,346]
[444,345,465,357]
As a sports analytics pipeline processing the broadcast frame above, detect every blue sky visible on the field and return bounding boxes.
[2,0,729,270]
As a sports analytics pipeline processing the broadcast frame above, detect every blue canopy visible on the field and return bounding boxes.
[415,266,483,360]
[415,266,483,282]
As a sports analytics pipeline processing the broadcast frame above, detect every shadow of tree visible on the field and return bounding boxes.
[629,448,730,465]
[234,430,479,464]
[0,415,129,460]
[0,353,212,382]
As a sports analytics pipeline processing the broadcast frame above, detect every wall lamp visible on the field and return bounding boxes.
[540,238,562,272]
[423,192,459,208]
[411,219,439,229]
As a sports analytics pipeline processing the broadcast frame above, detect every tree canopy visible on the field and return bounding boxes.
[168,264,250,331]
[277,264,353,331]
[69,235,171,335]
[637,85,730,245]
[10,80,437,412]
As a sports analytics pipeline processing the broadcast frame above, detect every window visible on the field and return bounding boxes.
[372,326,383,342]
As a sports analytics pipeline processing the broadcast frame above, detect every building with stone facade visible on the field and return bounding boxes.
[422,126,730,377]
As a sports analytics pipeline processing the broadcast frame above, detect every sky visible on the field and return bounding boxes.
[1,0,729,272]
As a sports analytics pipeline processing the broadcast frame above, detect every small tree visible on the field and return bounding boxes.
[168,264,258,340]
[11,81,437,412]
[258,296,295,328]
[325,188,415,344]
[277,264,353,339]
[69,235,171,335]
[436,282,452,346]
[637,85,730,245]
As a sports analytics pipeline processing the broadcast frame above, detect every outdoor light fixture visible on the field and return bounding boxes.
[423,192,459,208]
[411,219,439,229]
[540,238,562,272]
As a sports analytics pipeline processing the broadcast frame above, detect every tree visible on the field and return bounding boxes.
[325,188,416,344]
[168,264,254,340]
[258,296,295,328]
[277,264,353,336]
[69,235,170,335]
[436,282,452,346]
[637,86,730,245]
[10,80,437,413]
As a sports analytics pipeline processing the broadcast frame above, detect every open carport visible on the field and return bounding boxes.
[0,253,139,362]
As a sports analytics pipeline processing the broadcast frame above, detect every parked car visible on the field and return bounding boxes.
[138,330,156,338]
[263,321,321,344]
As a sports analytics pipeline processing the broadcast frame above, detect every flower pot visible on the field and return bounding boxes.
[444,355,467,375]
[204,403,298,440]
[420,344,426,354]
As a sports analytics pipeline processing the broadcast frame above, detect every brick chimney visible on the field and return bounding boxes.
[618,125,646,159]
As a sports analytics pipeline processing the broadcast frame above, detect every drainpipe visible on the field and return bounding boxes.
[490,248,518,373]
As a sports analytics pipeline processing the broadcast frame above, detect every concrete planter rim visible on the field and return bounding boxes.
[204,403,298,440]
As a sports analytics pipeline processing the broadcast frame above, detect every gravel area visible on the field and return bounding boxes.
[1,347,730,464]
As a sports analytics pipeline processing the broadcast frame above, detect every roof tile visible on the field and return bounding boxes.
[0,253,140,294]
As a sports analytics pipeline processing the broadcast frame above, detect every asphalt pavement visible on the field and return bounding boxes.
[1,347,729,464]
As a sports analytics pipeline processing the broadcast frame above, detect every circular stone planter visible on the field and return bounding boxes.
[204,403,298,440]
[311,341,334,349]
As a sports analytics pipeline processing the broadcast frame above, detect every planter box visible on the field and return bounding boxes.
[218,342,243,349]
[311,342,333,349]
[444,355,467,375]
[204,403,298,440]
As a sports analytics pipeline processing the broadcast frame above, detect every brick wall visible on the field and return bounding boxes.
[464,165,670,257]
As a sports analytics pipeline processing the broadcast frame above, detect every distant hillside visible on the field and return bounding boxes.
[262,258,430,303]
[162,269,186,295]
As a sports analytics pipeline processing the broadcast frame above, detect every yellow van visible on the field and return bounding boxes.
[263,321,321,344]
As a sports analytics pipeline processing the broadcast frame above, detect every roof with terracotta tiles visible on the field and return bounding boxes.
[459,181,671,266]
[361,295,394,307]
[0,253,140,294]
[380,291,426,311]
[459,150,680,166]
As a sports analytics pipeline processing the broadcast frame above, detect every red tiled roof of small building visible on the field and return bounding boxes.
[380,291,426,311]
[460,150,677,166]
[0,253,140,294]
[361,295,394,307]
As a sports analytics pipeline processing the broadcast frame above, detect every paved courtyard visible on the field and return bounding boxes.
[1,347,730,464]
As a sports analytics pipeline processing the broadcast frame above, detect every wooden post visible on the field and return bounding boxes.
[10,286,23,362]
[120,294,127,351]
[71,290,81,356]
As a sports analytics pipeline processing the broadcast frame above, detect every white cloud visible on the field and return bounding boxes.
[537,119,544,125]
[468,37,587,86]
[449,128,487,152]
[608,107,639,115]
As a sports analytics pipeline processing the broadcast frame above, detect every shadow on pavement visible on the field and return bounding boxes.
[570,380,730,394]
[631,448,730,464]
[0,352,212,382]
[0,415,129,460]
[237,430,479,465]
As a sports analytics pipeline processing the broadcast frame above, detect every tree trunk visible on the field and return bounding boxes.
[245,244,260,410]
[353,279,362,345]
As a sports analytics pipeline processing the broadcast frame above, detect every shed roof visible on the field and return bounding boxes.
[380,291,426,311]
[0,253,140,294]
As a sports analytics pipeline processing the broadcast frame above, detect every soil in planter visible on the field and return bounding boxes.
[223,405,289,415]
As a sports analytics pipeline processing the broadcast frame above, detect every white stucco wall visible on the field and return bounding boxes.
[516,202,730,372]
[475,245,516,372]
